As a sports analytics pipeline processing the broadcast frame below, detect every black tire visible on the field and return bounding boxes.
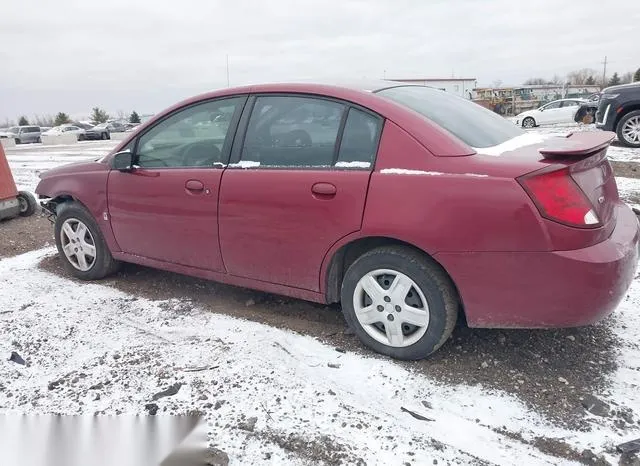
[16,191,38,217]
[616,110,640,148]
[101,132,108,140]
[340,246,459,360]
[522,117,536,128]
[15,138,21,144]
[78,134,85,141]
[54,202,120,280]
[36,137,42,143]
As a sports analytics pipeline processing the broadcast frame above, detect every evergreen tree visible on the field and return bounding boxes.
[18,116,29,125]
[90,107,109,125]
[54,112,71,126]
[129,111,141,124]
[585,76,595,85]
[634,68,640,82]
[608,72,621,86]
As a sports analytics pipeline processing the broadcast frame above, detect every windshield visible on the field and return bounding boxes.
[94,123,107,129]
[7,126,19,133]
[376,85,523,148]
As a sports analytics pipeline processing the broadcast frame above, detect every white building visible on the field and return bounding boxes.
[387,78,477,99]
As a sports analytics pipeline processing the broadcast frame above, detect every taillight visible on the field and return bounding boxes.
[518,167,601,228]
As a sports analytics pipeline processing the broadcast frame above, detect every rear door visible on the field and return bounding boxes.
[218,94,383,291]
[107,96,246,271]
[538,101,563,124]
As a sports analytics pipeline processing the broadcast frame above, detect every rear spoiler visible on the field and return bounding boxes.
[538,131,615,159]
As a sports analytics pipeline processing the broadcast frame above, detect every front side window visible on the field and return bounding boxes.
[376,86,522,148]
[336,108,382,167]
[562,100,578,107]
[241,95,345,167]
[136,97,242,168]
[543,101,562,110]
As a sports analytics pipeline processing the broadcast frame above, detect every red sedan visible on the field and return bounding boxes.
[36,82,639,360]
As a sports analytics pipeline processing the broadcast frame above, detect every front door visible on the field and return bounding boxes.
[107,96,245,271]
[218,95,383,291]
[538,101,564,124]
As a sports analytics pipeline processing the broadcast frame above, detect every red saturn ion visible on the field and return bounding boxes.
[36,82,639,360]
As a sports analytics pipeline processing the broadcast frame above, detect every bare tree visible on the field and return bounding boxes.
[621,72,634,84]
[549,74,564,85]
[492,79,503,88]
[566,68,599,85]
[33,114,55,127]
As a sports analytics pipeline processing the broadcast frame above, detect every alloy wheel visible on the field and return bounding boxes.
[621,116,640,145]
[352,269,430,348]
[60,218,97,271]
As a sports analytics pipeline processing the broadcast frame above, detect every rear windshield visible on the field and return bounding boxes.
[376,86,523,148]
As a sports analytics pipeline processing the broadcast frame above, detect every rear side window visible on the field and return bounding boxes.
[336,108,382,168]
[241,95,345,168]
[376,86,522,148]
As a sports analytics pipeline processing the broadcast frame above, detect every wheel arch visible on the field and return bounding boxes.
[322,235,465,320]
[613,103,640,132]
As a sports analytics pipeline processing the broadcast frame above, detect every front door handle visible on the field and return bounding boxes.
[185,179,205,193]
[311,182,337,197]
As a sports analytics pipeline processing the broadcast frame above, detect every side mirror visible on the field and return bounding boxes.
[112,150,134,172]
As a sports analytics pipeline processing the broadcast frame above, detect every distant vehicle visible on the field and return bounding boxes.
[595,82,640,148]
[0,126,42,144]
[124,123,140,132]
[35,81,639,360]
[83,122,125,140]
[514,99,586,128]
[44,125,87,141]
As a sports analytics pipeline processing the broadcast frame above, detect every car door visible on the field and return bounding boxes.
[537,101,563,124]
[218,94,383,291]
[107,95,246,271]
[560,100,579,123]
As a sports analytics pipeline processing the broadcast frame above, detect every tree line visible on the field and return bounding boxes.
[9,109,141,128]
[524,67,640,87]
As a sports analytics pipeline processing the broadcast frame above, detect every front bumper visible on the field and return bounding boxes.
[595,101,618,131]
[84,132,105,140]
[435,204,640,328]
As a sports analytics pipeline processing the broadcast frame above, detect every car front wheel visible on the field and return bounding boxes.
[17,191,38,217]
[617,110,640,148]
[522,117,536,128]
[54,202,120,280]
[340,246,459,360]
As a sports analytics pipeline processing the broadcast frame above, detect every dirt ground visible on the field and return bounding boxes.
[1,160,639,450]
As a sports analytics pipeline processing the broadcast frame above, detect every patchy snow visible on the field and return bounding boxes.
[334,161,371,168]
[381,168,445,176]
[5,141,118,193]
[228,160,260,168]
[1,249,639,464]
[616,177,640,211]
[523,123,640,163]
[474,132,553,156]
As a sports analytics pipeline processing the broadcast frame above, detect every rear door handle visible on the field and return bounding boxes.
[185,179,205,193]
[311,182,337,197]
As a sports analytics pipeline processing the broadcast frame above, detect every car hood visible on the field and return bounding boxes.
[38,160,108,180]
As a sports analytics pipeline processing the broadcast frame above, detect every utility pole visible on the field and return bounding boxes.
[226,54,230,87]
[601,55,607,89]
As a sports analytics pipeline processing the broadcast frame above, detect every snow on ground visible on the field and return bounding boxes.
[1,249,639,465]
[5,141,119,193]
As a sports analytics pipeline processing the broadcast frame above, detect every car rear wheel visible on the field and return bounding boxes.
[617,111,640,148]
[16,191,37,217]
[15,138,21,144]
[522,117,536,128]
[54,202,120,280]
[78,134,85,141]
[101,132,108,140]
[340,246,459,360]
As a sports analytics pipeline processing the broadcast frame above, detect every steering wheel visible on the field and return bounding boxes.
[181,141,221,167]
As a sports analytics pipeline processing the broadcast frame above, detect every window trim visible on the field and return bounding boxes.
[129,94,249,170]
[229,92,384,171]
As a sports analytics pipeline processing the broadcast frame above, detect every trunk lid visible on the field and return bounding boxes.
[475,131,618,229]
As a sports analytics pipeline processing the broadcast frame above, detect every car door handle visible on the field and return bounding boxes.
[185,179,205,193]
[311,182,337,197]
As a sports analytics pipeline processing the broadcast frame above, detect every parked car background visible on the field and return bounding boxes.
[84,122,126,140]
[44,125,87,141]
[595,82,640,148]
[514,98,586,128]
[0,126,42,144]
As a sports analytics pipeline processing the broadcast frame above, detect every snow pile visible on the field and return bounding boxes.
[1,249,639,464]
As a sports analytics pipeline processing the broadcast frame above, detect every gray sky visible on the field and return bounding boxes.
[1,0,638,122]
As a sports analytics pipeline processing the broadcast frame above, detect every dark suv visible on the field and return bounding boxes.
[595,82,640,148]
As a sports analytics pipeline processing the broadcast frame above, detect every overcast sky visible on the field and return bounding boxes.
[1,0,638,122]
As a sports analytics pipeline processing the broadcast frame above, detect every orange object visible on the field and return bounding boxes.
[0,144,19,201]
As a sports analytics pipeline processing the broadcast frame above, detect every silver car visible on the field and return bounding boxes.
[1,126,42,144]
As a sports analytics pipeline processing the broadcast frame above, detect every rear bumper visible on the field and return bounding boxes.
[84,133,105,140]
[436,204,640,328]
